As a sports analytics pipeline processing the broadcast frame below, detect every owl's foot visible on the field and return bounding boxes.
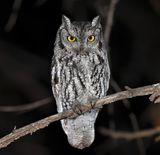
[87,97,102,109]
[71,101,83,115]
[70,97,102,118]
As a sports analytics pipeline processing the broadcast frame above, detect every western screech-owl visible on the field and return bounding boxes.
[51,15,110,149]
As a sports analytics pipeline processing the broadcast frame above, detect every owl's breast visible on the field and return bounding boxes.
[71,55,106,97]
[55,53,107,110]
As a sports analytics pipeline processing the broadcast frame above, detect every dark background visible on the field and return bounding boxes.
[0,0,160,155]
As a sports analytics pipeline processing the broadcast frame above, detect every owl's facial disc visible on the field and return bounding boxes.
[60,17,101,54]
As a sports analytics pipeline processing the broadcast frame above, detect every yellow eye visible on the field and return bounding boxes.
[87,35,95,42]
[67,36,76,42]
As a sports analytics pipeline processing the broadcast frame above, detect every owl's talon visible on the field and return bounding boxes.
[71,101,83,115]
[87,97,101,109]
[90,100,97,109]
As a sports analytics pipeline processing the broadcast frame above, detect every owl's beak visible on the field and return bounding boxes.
[79,45,85,54]
[79,45,84,52]
[76,45,87,55]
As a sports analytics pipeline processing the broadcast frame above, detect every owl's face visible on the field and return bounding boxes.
[60,15,102,54]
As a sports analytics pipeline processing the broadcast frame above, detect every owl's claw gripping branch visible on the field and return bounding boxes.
[70,101,83,115]
[87,97,102,109]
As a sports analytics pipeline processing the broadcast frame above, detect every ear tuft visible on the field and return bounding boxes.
[92,16,101,27]
[62,15,71,28]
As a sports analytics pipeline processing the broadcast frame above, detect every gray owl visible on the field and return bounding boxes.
[51,15,110,149]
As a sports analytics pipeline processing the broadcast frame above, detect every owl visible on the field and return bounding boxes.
[51,15,110,149]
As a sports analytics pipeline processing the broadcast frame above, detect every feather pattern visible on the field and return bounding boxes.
[51,15,110,149]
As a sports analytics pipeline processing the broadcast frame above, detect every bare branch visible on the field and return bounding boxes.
[0,97,52,112]
[99,126,160,140]
[104,0,119,43]
[35,0,48,7]
[0,83,159,149]
[110,78,131,107]
[5,0,23,32]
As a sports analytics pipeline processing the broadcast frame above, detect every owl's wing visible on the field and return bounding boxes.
[51,57,59,98]
[103,48,110,92]
[51,58,64,113]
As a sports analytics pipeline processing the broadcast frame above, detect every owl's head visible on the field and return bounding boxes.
[59,15,102,54]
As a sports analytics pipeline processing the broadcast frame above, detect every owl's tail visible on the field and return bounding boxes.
[61,109,99,149]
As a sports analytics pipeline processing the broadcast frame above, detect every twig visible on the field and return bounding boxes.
[35,0,48,7]
[0,97,52,112]
[110,78,131,107]
[99,126,160,140]
[104,0,118,43]
[0,83,159,149]
[5,0,23,32]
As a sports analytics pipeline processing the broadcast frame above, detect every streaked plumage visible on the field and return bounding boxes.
[51,15,110,149]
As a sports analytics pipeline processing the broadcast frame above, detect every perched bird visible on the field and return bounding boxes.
[51,15,110,149]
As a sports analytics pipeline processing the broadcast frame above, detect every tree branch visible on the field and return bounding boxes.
[5,0,23,32]
[99,126,160,140]
[104,0,118,43]
[0,97,52,112]
[0,83,160,149]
